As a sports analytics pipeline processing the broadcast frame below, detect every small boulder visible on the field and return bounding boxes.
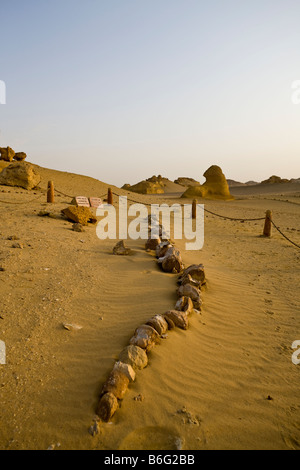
[156,241,172,259]
[101,370,129,400]
[113,240,133,256]
[179,265,206,286]
[164,310,189,330]
[96,392,119,422]
[61,206,97,226]
[72,223,85,232]
[146,315,169,336]
[14,152,27,161]
[0,147,15,162]
[175,297,194,315]
[130,324,160,352]
[0,162,41,190]
[119,345,148,370]
[177,284,202,310]
[145,236,161,251]
[113,361,136,382]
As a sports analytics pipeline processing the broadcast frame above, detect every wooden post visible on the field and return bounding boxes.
[192,199,197,219]
[107,188,113,205]
[263,210,272,237]
[47,181,54,203]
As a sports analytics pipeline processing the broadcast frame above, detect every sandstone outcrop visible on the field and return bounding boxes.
[0,162,41,190]
[125,180,164,195]
[0,147,15,162]
[181,165,233,200]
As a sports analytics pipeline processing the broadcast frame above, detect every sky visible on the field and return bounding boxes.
[0,0,300,186]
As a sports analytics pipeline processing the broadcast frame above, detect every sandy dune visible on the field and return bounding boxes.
[0,164,299,450]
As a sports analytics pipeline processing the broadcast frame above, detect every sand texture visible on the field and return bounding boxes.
[0,164,299,450]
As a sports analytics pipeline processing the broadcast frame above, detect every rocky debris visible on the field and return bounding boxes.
[130,324,160,352]
[145,236,161,251]
[112,361,136,382]
[146,315,169,336]
[175,297,194,315]
[119,345,148,370]
[96,392,119,423]
[164,310,189,330]
[101,370,129,400]
[177,284,202,310]
[133,394,145,402]
[63,323,83,331]
[14,152,27,161]
[38,210,57,219]
[157,246,184,273]
[181,165,233,200]
[88,418,100,437]
[112,240,133,256]
[0,162,41,190]
[61,206,97,226]
[0,147,15,162]
[72,223,85,232]
[7,235,19,240]
[11,242,23,249]
[178,264,206,286]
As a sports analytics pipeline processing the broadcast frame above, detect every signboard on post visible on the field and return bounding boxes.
[74,196,90,207]
[89,197,103,208]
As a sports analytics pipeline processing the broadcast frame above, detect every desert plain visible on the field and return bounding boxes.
[0,161,299,450]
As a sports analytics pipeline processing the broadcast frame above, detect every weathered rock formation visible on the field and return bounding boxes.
[0,147,15,162]
[123,180,165,195]
[181,165,233,200]
[174,177,200,187]
[0,162,40,190]
[61,206,97,225]
[14,152,27,161]
[261,175,289,185]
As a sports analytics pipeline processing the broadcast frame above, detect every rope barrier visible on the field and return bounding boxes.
[0,192,44,205]
[0,185,299,249]
[269,219,300,249]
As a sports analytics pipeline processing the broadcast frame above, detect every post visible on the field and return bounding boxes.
[107,188,113,205]
[263,210,272,237]
[47,181,54,203]
[192,199,197,219]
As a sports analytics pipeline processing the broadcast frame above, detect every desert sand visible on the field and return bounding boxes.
[0,163,299,450]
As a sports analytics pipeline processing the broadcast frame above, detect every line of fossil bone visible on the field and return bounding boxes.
[95,217,206,423]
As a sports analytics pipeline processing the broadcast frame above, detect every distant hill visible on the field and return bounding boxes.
[227,179,259,187]
[260,175,290,185]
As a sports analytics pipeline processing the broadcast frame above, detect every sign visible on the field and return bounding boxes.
[89,197,103,208]
[74,196,90,207]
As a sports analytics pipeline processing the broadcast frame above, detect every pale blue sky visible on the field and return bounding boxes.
[1,0,300,185]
